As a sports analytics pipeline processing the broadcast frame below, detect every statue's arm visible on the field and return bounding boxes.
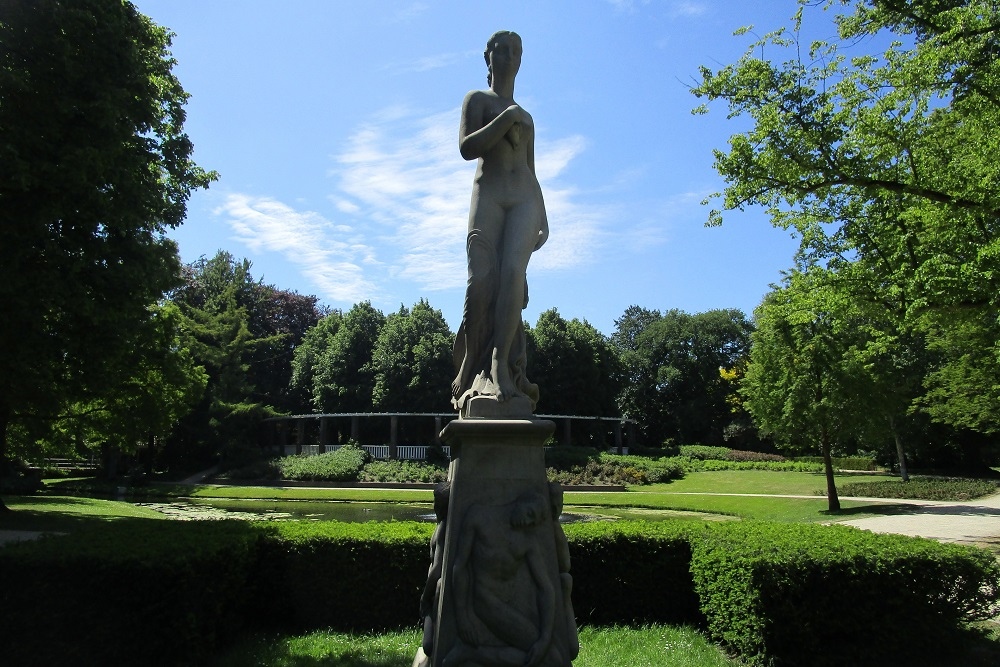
[459,91,523,161]
[527,137,549,251]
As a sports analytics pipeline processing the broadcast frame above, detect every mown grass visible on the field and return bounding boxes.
[207,625,743,667]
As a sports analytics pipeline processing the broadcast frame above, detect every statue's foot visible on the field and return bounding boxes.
[490,359,519,404]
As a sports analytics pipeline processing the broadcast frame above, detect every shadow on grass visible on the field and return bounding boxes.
[819,503,917,517]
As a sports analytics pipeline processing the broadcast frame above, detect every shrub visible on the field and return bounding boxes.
[725,450,785,463]
[684,458,825,473]
[689,521,1000,667]
[563,520,702,626]
[839,477,1000,501]
[547,459,647,486]
[359,460,448,484]
[0,520,264,666]
[544,446,600,470]
[277,443,369,482]
[679,445,732,460]
[1,517,997,666]
[794,455,878,471]
[601,453,686,483]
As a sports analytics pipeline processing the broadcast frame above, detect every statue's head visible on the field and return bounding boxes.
[484,30,522,86]
[510,491,547,528]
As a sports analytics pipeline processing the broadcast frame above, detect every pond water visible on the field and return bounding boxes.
[134,498,730,524]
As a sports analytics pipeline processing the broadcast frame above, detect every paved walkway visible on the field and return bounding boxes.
[836,492,1000,547]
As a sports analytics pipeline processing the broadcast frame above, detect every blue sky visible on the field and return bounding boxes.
[135,0,837,335]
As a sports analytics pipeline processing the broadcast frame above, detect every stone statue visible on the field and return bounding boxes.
[548,483,579,661]
[414,483,451,667]
[452,30,549,416]
[443,492,564,667]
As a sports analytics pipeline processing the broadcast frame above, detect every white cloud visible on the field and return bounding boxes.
[217,106,604,307]
[331,106,604,287]
[670,1,707,18]
[216,194,379,303]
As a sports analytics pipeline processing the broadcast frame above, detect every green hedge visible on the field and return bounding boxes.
[690,521,1000,667]
[0,520,263,667]
[794,455,878,471]
[1,518,997,666]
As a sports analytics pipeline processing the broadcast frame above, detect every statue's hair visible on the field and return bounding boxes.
[484,30,520,86]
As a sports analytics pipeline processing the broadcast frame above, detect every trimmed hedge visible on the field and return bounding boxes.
[1,518,997,666]
[0,520,263,667]
[839,477,1000,501]
[690,521,1000,667]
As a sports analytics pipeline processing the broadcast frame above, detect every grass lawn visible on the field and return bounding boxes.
[207,625,742,667]
[40,470,922,524]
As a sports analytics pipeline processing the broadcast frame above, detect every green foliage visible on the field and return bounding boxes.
[0,0,215,474]
[680,445,733,460]
[794,456,878,471]
[562,520,703,626]
[682,458,824,473]
[3,516,997,666]
[527,308,623,421]
[614,307,754,447]
[255,521,433,632]
[277,444,369,482]
[693,0,1000,439]
[0,520,262,666]
[370,300,453,412]
[839,478,1000,502]
[690,521,1000,667]
[544,445,600,470]
[359,459,448,484]
[547,460,648,486]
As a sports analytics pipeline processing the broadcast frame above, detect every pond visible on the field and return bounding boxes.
[134,497,732,524]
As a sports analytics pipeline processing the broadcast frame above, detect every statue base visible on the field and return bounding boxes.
[417,418,577,666]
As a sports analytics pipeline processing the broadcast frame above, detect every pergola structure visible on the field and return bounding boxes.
[262,412,637,459]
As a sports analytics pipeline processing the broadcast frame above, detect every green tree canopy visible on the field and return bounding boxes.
[527,309,623,419]
[615,307,753,447]
[370,300,453,413]
[692,0,1000,435]
[0,0,215,497]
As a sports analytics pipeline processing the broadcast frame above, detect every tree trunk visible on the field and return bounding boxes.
[0,403,11,513]
[889,416,909,482]
[821,430,841,512]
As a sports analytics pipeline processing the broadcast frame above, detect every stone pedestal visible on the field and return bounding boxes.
[416,418,578,667]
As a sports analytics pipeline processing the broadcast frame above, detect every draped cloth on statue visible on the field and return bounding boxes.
[451,230,539,414]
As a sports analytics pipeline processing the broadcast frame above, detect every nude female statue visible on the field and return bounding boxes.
[452,30,549,414]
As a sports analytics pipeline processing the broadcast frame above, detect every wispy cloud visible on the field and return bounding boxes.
[217,194,380,303]
[218,105,604,306]
[669,1,707,19]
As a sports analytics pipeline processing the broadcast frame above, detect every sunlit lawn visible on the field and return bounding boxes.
[207,625,742,667]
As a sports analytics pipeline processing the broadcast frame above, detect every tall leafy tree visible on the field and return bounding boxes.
[527,308,623,419]
[616,307,753,447]
[692,0,1000,436]
[742,270,883,511]
[0,0,215,504]
[295,302,387,413]
[370,300,453,413]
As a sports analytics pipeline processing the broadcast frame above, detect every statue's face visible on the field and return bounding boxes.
[488,33,522,80]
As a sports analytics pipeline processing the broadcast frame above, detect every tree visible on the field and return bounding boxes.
[527,309,623,420]
[171,251,321,413]
[615,307,753,447]
[293,302,387,413]
[370,300,453,413]
[741,270,882,511]
[0,1,215,505]
[692,0,1000,436]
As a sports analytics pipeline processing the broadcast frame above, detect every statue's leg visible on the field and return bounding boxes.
[492,198,544,401]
